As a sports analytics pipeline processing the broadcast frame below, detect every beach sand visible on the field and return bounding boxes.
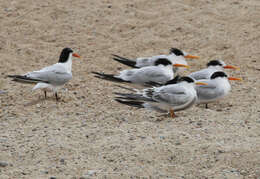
[0,0,260,178]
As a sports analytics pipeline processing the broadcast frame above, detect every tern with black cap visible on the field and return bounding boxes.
[111,47,199,69]
[92,58,189,87]
[195,71,242,108]
[114,76,207,118]
[8,47,80,101]
[189,59,239,80]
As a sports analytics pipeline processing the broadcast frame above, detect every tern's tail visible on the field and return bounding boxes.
[114,92,154,102]
[7,75,48,84]
[114,98,144,108]
[92,71,130,83]
[111,54,137,68]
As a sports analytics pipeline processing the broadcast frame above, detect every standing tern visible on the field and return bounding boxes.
[195,71,242,108]
[115,76,207,118]
[112,48,199,69]
[92,58,189,87]
[189,59,239,80]
[8,47,80,101]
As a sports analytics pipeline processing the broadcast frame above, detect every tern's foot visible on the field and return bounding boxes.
[169,109,177,118]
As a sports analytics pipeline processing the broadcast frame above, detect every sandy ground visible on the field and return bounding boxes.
[0,0,260,178]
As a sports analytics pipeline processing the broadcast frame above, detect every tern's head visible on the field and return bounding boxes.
[210,71,228,79]
[179,76,195,83]
[179,76,208,86]
[169,48,184,56]
[169,48,199,59]
[211,71,242,81]
[207,60,225,68]
[154,58,189,69]
[207,60,238,70]
[155,58,172,66]
[59,48,80,63]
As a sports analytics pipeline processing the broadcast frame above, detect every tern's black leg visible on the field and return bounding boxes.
[44,91,47,99]
[55,92,59,101]
[205,104,208,109]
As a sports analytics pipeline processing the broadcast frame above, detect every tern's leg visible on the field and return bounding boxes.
[44,91,47,99]
[55,92,59,101]
[169,109,176,118]
[205,104,208,109]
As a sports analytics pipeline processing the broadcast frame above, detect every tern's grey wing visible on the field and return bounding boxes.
[195,82,220,102]
[189,69,212,80]
[151,85,189,106]
[133,67,172,84]
[27,66,72,85]
[136,57,153,67]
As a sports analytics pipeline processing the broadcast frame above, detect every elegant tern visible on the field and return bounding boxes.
[112,48,199,69]
[8,48,80,101]
[93,58,189,87]
[195,71,242,108]
[189,59,239,80]
[115,76,207,118]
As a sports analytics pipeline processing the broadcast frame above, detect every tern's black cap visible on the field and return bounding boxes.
[179,76,195,83]
[59,48,73,63]
[154,58,172,66]
[210,71,228,79]
[207,60,223,67]
[169,48,184,56]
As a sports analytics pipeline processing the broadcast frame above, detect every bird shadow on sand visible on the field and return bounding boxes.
[196,102,233,111]
[24,97,63,107]
[155,113,179,121]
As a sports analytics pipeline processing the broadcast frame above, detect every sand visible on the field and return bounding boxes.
[0,0,260,178]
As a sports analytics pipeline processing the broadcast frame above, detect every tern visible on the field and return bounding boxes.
[115,76,207,118]
[92,58,189,87]
[189,59,239,80]
[112,48,199,69]
[195,71,242,108]
[8,47,80,101]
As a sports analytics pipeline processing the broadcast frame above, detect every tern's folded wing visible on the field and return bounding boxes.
[27,66,72,85]
[151,85,188,106]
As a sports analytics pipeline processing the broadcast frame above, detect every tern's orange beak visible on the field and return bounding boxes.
[184,55,200,59]
[173,64,190,68]
[224,65,239,70]
[72,53,81,58]
[195,82,208,85]
[228,77,242,81]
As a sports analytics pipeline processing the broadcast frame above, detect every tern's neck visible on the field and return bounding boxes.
[214,78,231,91]
[169,55,187,66]
[60,54,73,72]
[164,65,175,71]
[208,65,223,71]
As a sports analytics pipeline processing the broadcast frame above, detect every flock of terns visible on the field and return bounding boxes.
[7,47,241,118]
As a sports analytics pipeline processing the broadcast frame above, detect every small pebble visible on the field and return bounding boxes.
[0,161,8,167]
[87,170,97,176]
[79,177,88,179]
[60,158,65,164]
[0,90,7,94]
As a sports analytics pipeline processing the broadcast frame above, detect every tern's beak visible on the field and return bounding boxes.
[195,82,208,85]
[72,53,81,58]
[184,55,200,59]
[224,65,239,70]
[173,64,190,68]
[228,77,242,81]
